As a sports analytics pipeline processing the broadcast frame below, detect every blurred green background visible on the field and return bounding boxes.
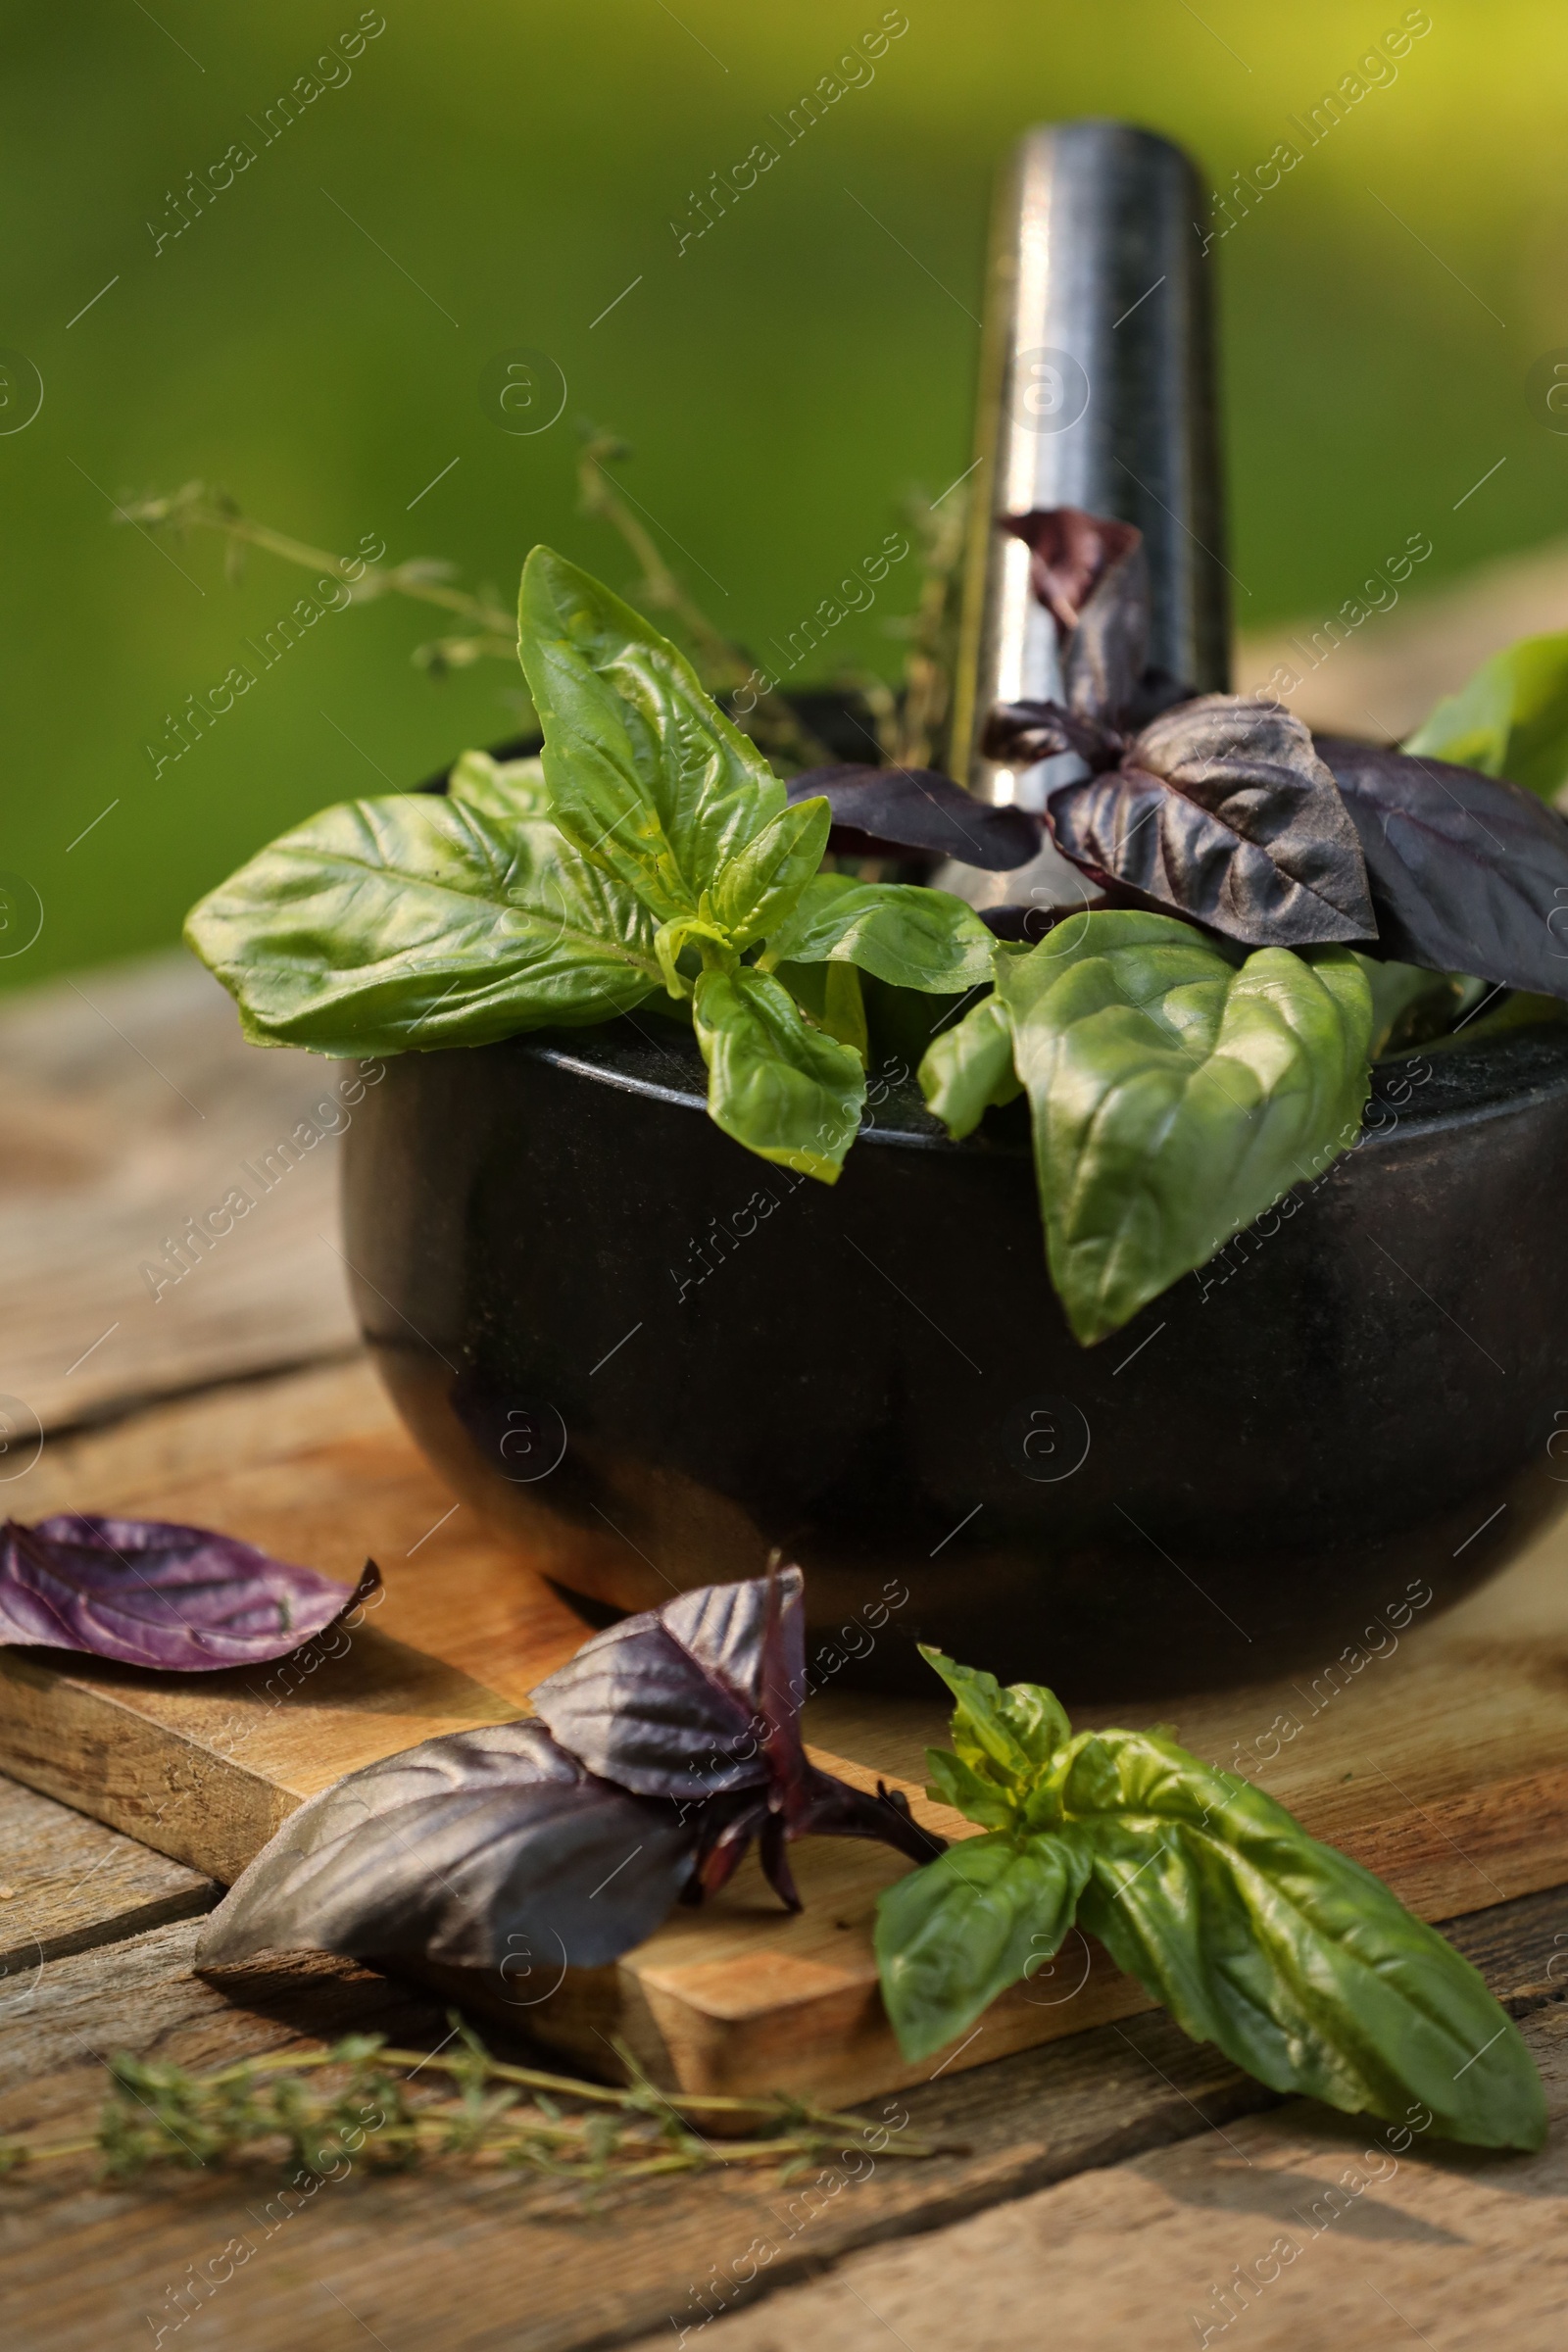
[4,0,1566,989]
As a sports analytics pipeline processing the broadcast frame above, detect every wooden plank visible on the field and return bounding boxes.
[0,1778,214,1987]
[1,1886,1562,2352]
[618,2002,1568,2352]
[0,1917,1297,2352]
[0,952,359,1436]
[0,1916,455,2137]
[8,1358,1568,2103]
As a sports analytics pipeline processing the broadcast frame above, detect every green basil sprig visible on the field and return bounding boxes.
[920,911,1373,1344]
[875,1647,1545,2151]
[186,546,993,1182]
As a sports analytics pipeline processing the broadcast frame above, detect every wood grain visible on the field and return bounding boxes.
[0,952,358,1436]
[625,2003,1568,2352]
[0,1777,214,1982]
[0,1916,455,2136]
[1,1885,1563,2352]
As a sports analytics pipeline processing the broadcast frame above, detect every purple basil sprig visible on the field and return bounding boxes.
[199,1566,941,1973]
[979,505,1568,996]
[982,509,1378,949]
[0,1515,379,1671]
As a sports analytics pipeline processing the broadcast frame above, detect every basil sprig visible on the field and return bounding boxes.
[187,548,991,1184]
[876,1647,1545,2151]
[202,1568,938,1975]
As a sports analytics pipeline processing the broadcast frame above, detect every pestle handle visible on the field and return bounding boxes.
[952,120,1229,808]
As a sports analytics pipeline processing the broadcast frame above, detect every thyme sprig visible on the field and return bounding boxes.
[117,479,520,674]
[114,435,969,778]
[868,480,969,773]
[0,2017,943,2193]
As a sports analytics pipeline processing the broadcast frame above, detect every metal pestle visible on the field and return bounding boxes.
[943,120,1230,902]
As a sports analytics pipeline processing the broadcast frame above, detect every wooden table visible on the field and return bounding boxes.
[3,953,1567,2352]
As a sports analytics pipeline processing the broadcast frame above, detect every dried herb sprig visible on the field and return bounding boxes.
[880,481,970,774]
[117,479,520,672]
[116,444,817,747]
[0,2016,943,2192]
[116,440,965,779]
[575,426,836,774]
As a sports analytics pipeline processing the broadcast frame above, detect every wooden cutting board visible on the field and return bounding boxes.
[4,1354,1568,2106]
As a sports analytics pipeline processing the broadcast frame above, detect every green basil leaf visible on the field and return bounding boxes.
[1056,1728,1546,2150]
[919,989,1021,1138]
[711,797,832,950]
[924,1746,1020,1833]
[446,749,553,821]
[995,910,1372,1346]
[763,872,996,993]
[920,1645,1072,1784]
[692,964,865,1183]
[1402,630,1568,802]
[517,546,783,918]
[875,1829,1093,2061]
[773,957,870,1060]
[185,796,659,1055]
[1355,954,1464,1059]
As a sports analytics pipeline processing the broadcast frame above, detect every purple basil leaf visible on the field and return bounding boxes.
[534,1568,947,1884]
[1124,666,1203,729]
[983,699,1121,770]
[1064,542,1149,720]
[1003,509,1150,719]
[200,1567,952,1973]
[1001,508,1141,636]
[1044,697,1377,949]
[691,1791,772,1901]
[1316,736,1568,1000]
[689,1792,803,1910]
[784,762,1042,872]
[530,1569,809,1799]
[758,1813,803,1911]
[199,1719,702,1970]
[0,1516,379,1671]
